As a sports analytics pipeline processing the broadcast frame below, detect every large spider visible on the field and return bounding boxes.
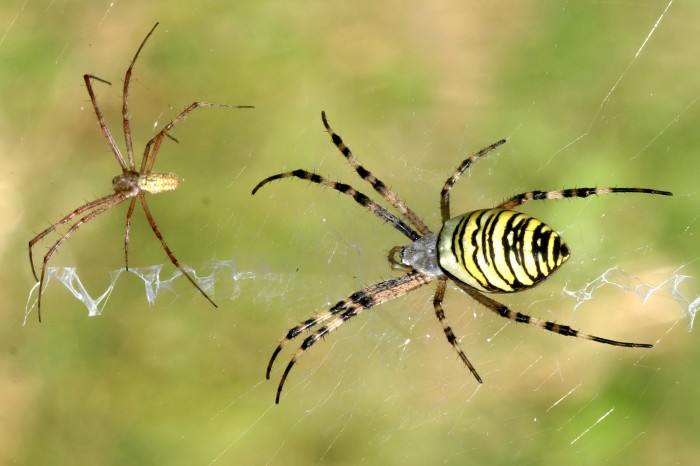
[28,23,252,321]
[253,111,672,403]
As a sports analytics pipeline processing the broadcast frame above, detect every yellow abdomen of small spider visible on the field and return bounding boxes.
[437,208,570,293]
[138,173,180,193]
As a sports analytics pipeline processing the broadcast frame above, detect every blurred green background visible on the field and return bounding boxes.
[2,1,698,464]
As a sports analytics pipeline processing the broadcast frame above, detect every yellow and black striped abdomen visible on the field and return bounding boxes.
[437,209,570,293]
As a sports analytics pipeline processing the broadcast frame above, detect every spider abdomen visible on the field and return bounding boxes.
[138,173,180,193]
[437,208,570,293]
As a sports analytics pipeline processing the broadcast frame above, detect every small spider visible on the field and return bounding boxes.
[28,23,252,321]
[253,111,672,403]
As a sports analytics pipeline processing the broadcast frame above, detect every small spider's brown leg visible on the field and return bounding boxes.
[497,187,672,211]
[84,74,128,171]
[252,170,421,241]
[123,197,139,271]
[140,102,254,174]
[454,281,654,348]
[321,111,431,236]
[441,139,506,222]
[36,194,130,322]
[138,194,217,308]
[272,271,433,404]
[122,22,160,170]
[28,194,124,282]
[433,278,483,383]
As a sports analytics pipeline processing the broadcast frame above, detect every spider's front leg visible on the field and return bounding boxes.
[268,271,433,403]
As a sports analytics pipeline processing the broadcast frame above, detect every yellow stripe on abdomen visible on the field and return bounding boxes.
[437,209,570,293]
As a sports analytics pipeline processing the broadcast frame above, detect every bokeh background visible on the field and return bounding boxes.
[2,1,698,465]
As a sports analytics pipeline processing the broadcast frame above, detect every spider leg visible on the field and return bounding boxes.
[272,271,433,403]
[140,102,254,174]
[138,194,217,308]
[497,187,672,210]
[36,193,130,322]
[84,74,128,171]
[123,197,138,270]
[321,111,431,236]
[441,139,506,222]
[455,281,654,348]
[266,288,369,379]
[122,22,159,170]
[433,278,483,383]
[266,271,427,377]
[29,194,123,282]
[252,169,420,241]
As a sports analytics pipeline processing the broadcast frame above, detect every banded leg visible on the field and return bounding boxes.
[36,193,131,321]
[271,271,433,403]
[266,270,431,378]
[138,194,217,308]
[252,169,420,241]
[455,281,654,350]
[122,22,159,169]
[140,102,254,174]
[498,187,672,211]
[433,278,483,383]
[441,139,506,222]
[321,111,430,236]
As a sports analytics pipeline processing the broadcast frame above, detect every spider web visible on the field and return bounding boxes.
[564,266,699,331]
[4,1,700,466]
[22,262,256,324]
[28,260,697,326]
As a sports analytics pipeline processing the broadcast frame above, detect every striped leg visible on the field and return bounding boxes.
[455,281,654,348]
[252,169,420,241]
[498,187,672,210]
[433,278,483,383]
[270,271,433,403]
[321,111,431,236]
[441,139,506,222]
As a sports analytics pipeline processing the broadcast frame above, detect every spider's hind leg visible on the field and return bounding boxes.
[455,281,654,348]
[138,194,218,308]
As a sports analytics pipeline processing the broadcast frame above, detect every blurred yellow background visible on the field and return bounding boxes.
[2,1,698,464]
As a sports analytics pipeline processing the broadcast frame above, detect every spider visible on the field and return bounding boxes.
[253,111,672,404]
[28,22,252,321]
